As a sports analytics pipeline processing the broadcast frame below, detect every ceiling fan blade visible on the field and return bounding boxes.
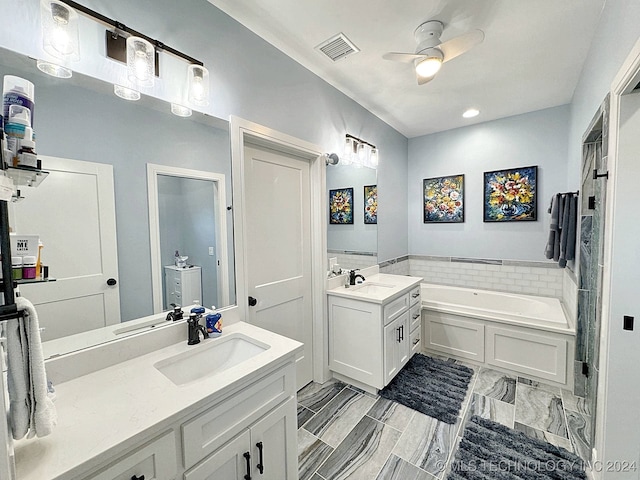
[383,52,427,63]
[417,74,435,86]
[440,29,484,63]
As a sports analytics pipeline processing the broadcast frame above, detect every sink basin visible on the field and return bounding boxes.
[154,334,270,386]
[349,282,395,295]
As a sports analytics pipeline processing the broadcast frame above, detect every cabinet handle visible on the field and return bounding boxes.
[412,314,420,320]
[131,476,145,480]
[412,293,420,298]
[396,327,400,343]
[243,452,252,480]
[413,338,420,346]
[256,441,264,474]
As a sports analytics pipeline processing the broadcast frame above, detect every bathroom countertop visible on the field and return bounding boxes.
[13,321,303,480]
[326,273,422,304]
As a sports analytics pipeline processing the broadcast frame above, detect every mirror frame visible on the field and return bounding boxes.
[147,163,230,313]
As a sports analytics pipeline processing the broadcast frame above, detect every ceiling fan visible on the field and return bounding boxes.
[383,20,484,85]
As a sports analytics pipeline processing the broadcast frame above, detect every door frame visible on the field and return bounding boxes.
[593,36,640,471]
[230,116,329,384]
[147,163,230,313]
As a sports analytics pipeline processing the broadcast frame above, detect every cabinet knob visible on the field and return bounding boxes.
[248,296,257,307]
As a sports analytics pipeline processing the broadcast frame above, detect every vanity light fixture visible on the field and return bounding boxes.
[463,108,480,118]
[345,134,378,169]
[369,147,379,167]
[113,84,141,101]
[171,103,193,117]
[48,1,209,104]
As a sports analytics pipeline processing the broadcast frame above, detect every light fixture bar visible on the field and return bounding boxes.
[58,0,204,66]
[345,133,376,150]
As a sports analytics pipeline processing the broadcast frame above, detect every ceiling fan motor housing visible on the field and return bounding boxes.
[414,20,444,54]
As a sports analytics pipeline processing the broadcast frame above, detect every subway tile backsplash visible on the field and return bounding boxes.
[379,255,565,298]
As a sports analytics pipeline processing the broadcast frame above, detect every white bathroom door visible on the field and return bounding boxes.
[244,145,313,388]
[10,156,120,341]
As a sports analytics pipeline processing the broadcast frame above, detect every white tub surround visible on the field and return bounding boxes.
[327,274,423,393]
[14,322,302,480]
[421,284,575,388]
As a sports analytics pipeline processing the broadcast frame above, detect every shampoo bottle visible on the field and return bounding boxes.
[205,305,222,338]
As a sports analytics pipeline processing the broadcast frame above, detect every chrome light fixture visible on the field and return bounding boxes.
[127,36,155,87]
[36,59,72,78]
[188,65,210,106]
[344,134,378,169]
[369,148,379,167]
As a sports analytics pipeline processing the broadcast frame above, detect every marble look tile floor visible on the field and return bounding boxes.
[297,361,590,480]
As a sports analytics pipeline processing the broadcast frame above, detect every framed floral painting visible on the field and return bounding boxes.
[329,187,354,224]
[364,185,377,224]
[423,174,464,223]
[483,166,537,222]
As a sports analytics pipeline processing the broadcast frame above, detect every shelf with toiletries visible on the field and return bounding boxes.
[4,165,49,188]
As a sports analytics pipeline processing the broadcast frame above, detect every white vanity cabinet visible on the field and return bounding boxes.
[328,277,422,392]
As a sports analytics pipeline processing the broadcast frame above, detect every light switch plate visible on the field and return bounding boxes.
[208,247,214,256]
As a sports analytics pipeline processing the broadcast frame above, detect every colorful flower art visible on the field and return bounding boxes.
[329,187,354,224]
[364,185,377,224]
[483,166,537,222]
[423,174,465,223]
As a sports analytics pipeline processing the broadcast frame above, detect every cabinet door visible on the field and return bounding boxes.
[250,399,298,480]
[383,319,400,384]
[184,430,251,480]
[397,312,411,369]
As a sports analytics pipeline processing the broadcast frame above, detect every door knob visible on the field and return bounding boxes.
[248,296,257,307]
[107,278,117,286]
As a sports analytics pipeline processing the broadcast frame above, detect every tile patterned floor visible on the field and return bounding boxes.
[297,357,590,480]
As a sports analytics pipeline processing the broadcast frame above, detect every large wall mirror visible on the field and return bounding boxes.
[0,47,235,358]
[326,161,377,271]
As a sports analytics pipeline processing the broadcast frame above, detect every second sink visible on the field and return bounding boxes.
[154,333,270,386]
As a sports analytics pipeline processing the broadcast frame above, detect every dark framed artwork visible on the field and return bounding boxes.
[423,174,465,223]
[483,165,537,222]
[329,187,354,224]
[363,185,377,224]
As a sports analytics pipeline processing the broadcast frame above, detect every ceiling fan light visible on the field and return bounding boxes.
[415,57,442,78]
[463,108,480,118]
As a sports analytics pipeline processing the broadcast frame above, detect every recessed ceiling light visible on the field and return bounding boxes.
[463,108,480,118]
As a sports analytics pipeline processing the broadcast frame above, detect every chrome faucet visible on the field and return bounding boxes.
[348,269,365,286]
[187,313,208,345]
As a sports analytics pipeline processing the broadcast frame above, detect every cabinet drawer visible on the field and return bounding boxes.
[409,286,421,306]
[409,304,421,332]
[383,294,409,325]
[89,431,177,480]
[181,363,294,469]
[410,327,421,356]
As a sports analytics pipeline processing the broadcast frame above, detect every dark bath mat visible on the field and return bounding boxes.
[447,415,586,480]
[379,354,474,424]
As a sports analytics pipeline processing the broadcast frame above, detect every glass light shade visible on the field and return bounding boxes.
[114,84,141,101]
[171,103,192,117]
[415,57,442,78]
[36,59,72,78]
[41,0,80,61]
[463,108,480,118]
[127,36,155,87]
[188,65,210,106]
[369,148,379,167]
[357,142,367,164]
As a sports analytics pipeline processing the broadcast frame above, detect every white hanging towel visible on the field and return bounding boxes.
[6,296,57,439]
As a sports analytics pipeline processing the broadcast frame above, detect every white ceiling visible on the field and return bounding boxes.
[208,0,605,138]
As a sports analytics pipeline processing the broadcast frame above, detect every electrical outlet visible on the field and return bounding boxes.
[208,247,214,256]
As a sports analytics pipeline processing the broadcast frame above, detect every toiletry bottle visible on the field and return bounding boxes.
[11,256,22,280]
[4,106,30,161]
[3,76,35,127]
[16,137,37,168]
[36,241,43,279]
[205,305,223,337]
[22,255,36,279]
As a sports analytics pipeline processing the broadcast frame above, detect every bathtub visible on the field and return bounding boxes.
[420,283,575,387]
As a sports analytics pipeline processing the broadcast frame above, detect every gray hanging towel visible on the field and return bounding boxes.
[553,194,565,261]
[558,193,578,267]
[544,194,560,259]
[565,195,578,262]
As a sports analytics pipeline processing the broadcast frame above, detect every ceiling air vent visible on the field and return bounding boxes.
[316,33,360,62]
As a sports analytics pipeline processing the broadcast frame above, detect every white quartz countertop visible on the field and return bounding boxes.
[14,322,303,480]
[326,273,422,304]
